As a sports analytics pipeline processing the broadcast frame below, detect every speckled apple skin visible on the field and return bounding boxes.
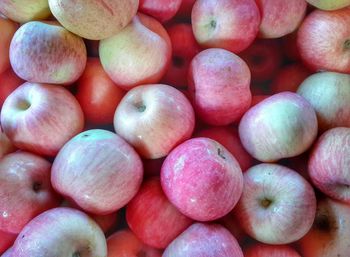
[244,243,301,257]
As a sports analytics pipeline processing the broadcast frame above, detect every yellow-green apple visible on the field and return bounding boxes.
[163,223,243,257]
[188,48,252,126]
[1,82,84,156]
[244,243,301,257]
[306,0,350,10]
[11,207,107,257]
[0,151,60,234]
[100,13,171,90]
[51,129,143,215]
[234,163,316,244]
[0,17,17,75]
[191,0,260,53]
[126,177,192,249]
[10,21,87,85]
[161,137,243,221]
[139,0,182,22]
[0,68,24,107]
[48,0,138,40]
[297,72,350,131]
[114,84,195,159]
[239,92,318,162]
[0,231,16,255]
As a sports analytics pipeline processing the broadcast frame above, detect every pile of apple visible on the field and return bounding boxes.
[1,0,350,256]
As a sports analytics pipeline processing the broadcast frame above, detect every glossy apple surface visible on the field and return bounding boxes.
[139,0,182,22]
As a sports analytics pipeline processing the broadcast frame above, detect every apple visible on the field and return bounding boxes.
[107,229,162,257]
[75,58,125,125]
[0,126,16,159]
[163,223,243,257]
[0,0,50,23]
[306,0,350,10]
[0,231,16,255]
[297,8,350,73]
[191,0,261,53]
[176,0,196,18]
[1,82,84,156]
[0,17,18,75]
[308,127,350,203]
[297,71,350,131]
[256,0,307,38]
[52,129,143,215]
[1,246,12,257]
[234,163,316,244]
[114,84,195,159]
[251,94,270,106]
[48,0,138,40]
[126,177,192,249]
[10,21,87,85]
[218,212,246,243]
[11,207,107,257]
[244,243,301,257]
[161,137,243,221]
[99,13,171,90]
[0,68,24,107]
[139,0,182,22]
[188,48,252,126]
[0,151,60,234]
[239,92,318,162]
[298,198,350,257]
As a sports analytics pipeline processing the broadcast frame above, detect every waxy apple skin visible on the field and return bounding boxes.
[0,17,18,75]
[139,0,182,22]
[12,207,107,257]
[163,223,243,257]
[114,84,195,159]
[10,21,87,85]
[161,137,243,221]
[52,129,143,215]
[244,243,301,257]
[1,82,84,157]
[306,0,350,10]
[234,163,316,244]
[239,92,318,162]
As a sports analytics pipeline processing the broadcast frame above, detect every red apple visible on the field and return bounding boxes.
[250,94,270,106]
[1,246,12,257]
[188,48,252,125]
[244,243,301,257]
[161,137,243,221]
[176,0,196,18]
[191,0,261,53]
[0,68,24,107]
[139,0,182,22]
[306,0,350,10]
[218,212,246,243]
[114,84,195,159]
[234,163,316,244]
[1,82,84,156]
[0,17,18,75]
[0,231,16,255]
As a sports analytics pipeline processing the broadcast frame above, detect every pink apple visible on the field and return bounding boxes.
[191,0,261,53]
[52,129,143,215]
[48,0,139,40]
[12,207,107,257]
[298,198,350,257]
[239,92,318,162]
[163,223,243,257]
[188,48,252,126]
[107,229,162,257]
[0,126,15,159]
[244,243,301,257]
[0,68,24,107]
[256,0,307,38]
[308,127,350,203]
[297,72,350,131]
[99,13,171,90]
[10,21,87,85]
[306,0,350,10]
[114,84,195,159]
[161,137,243,221]
[0,17,18,75]
[298,8,350,73]
[0,231,16,255]
[126,177,192,249]
[234,163,316,244]
[0,151,60,234]
[1,82,84,156]
[139,0,182,22]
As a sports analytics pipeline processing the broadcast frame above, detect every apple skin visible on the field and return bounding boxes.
[188,48,252,126]
[11,207,107,257]
[75,58,125,125]
[250,95,270,106]
[107,229,162,257]
[0,17,18,75]
[177,0,196,18]
[234,163,316,244]
[0,231,16,255]
[48,0,138,40]
[161,137,243,221]
[0,126,16,159]
[244,243,301,257]
[0,0,50,23]
[308,127,350,203]
[100,13,171,91]
[126,177,192,249]
[306,0,350,10]
[218,212,246,243]
[52,129,143,215]
[1,246,12,257]
[0,68,24,107]
[139,0,182,22]
[239,92,318,162]
[1,82,84,157]
[10,21,87,85]
[191,0,261,53]
[114,84,195,159]
[163,223,243,257]
[297,72,350,131]
[297,8,350,73]
[298,198,350,257]
[256,0,307,38]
